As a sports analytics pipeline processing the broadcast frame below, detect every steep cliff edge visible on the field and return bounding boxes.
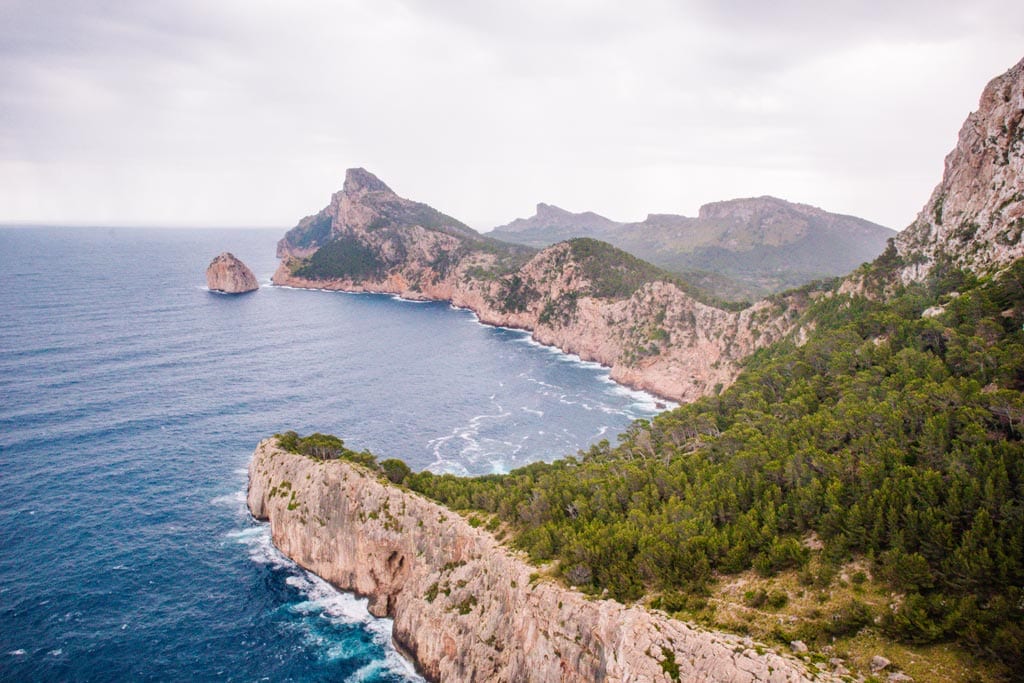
[893,56,1024,283]
[248,439,828,682]
[272,170,806,403]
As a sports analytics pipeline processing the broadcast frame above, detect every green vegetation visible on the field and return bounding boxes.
[400,257,1024,677]
[293,234,387,281]
[275,431,378,468]
[496,273,539,313]
[274,254,1024,678]
[564,238,746,311]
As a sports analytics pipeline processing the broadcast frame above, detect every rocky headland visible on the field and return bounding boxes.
[272,169,808,403]
[248,438,829,682]
[206,252,259,293]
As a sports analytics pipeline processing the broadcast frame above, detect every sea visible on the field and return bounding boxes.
[0,227,666,681]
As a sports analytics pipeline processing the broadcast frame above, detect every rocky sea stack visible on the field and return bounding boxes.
[206,252,259,294]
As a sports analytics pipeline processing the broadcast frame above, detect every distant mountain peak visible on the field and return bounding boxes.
[494,203,619,234]
[343,167,393,195]
[697,196,823,221]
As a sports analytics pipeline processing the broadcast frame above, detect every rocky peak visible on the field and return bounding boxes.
[342,167,394,196]
[494,203,620,234]
[206,252,259,294]
[698,196,816,222]
[894,56,1024,282]
[534,202,567,219]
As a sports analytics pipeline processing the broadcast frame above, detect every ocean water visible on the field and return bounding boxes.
[0,227,664,681]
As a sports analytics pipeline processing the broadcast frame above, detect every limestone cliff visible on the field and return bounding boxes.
[893,56,1024,283]
[272,170,804,403]
[206,252,259,293]
[248,439,829,682]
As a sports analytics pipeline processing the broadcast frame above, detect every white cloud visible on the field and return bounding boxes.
[0,0,1022,230]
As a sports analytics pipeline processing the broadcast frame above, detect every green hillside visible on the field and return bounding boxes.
[399,257,1024,679]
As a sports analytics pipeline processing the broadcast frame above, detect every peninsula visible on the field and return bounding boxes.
[271,170,811,403]
[254,57,1024,681]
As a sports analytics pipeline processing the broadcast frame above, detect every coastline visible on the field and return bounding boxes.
[248,439,829,682]
[276,276,675,413]
[270,260,775,405]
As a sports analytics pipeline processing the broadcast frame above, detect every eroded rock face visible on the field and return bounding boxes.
[206,252,259,293]
[894,56,1024,282]
[248,439,831,683]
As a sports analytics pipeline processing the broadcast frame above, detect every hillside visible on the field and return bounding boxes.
[267,56,1024,681]
[489,196,894,300]
[399,56,1024,681]
[273,169,807,403]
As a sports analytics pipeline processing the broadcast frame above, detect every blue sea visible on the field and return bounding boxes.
[0,227,664,681]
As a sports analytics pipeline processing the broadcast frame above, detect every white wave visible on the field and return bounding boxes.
[229,524,294,571]
[389,294,431,304]
[425,397,514,473]
[8,649,26,656]
[211,490,247,508]
[48,649,63,657]
[520,407,544,417]
[233,521,423,680]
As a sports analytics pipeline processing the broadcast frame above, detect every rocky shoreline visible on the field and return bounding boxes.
[271,255,799,404]
[248,438,830,682]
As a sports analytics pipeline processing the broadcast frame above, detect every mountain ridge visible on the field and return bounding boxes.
[489,195,893,299]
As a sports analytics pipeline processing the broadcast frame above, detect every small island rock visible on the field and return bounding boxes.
[206,252,259,293]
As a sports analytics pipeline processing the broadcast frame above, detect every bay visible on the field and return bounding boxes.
[0,227,662,681]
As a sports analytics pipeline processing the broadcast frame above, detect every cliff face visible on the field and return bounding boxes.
[206,252,259,293]
[894,56,1024,283]
[273,170,804,402]
[248,439,828,683]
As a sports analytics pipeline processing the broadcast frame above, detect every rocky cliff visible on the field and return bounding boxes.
[248,439,829,682]
[206,252,259,293]
[893,56,1024,283]
[272,170,805,403]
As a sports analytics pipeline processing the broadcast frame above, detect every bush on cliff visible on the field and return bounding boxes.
[275,431,377,468]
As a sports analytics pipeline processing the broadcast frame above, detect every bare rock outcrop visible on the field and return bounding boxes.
[248,439,830,682]
[206,252,259,293]
[894,56,1024,282]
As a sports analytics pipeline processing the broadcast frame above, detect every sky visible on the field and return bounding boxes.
[1,1,1022,232]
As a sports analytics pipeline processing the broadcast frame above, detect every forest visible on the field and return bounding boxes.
[399,257,1024,676]
[276,256,1024,677]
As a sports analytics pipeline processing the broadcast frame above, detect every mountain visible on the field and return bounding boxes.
[489,196,894,300]
[264,56,1024,680]
[273,169,808,403]
[277,167,486,259]
[890,57,1024,283]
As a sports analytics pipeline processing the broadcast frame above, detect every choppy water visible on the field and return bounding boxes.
[0,227,663,681]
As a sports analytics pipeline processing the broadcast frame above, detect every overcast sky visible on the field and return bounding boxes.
[1,1,1022,231]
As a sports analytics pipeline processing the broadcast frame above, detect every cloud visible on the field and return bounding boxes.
[1,1,1022,229]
